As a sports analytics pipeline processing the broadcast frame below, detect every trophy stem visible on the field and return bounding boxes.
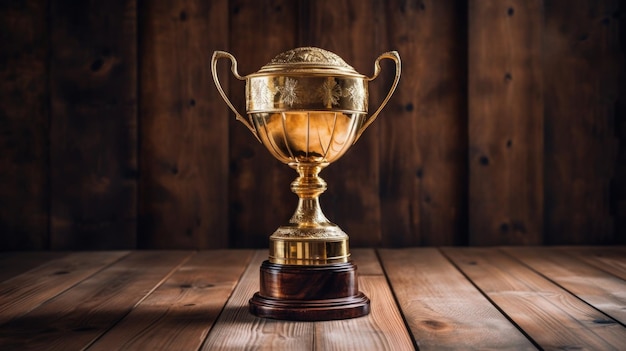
[268,163,350,265]
[250,164,370,321]
[289,163,330,226]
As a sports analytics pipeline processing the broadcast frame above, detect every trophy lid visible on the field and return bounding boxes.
[255,47,364,77]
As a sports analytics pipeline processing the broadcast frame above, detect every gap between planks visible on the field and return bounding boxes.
[0,251,192,350]
[87,250,254,351]
[499,246,626,326]
[202,249,414,351]
[0,251,130,325]
[0,251,69,282]
[443,247,626,350]
[379,247,535,350]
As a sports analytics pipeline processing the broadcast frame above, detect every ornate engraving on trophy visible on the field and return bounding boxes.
[276,77,299,106]
[319,78,342,107]
[211,47,401,320]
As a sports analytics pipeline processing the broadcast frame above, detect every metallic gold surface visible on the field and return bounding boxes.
[254,112,366,164]
[211,47,401,265]
[268,163,348,265]
[247,76,368,113]
[270,238,349,265]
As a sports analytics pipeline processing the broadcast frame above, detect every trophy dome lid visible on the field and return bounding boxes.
[256,47,363,77]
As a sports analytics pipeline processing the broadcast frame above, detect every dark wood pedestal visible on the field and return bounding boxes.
[249,260,370,321]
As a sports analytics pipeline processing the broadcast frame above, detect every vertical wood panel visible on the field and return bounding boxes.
[0,0,49,250]
[616,1,626,243]
[468,0,544,245]
[227,0,299,247]
[1,0,624,249]
[543,0,620,244]
[303,0,386,246]
[139,0,229,249]
[49,0,138,249]
[381,0,468,246]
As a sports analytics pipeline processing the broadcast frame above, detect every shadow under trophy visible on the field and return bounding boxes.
[211,47,401,321]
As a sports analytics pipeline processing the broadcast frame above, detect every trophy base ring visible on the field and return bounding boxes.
[249,260,370,321]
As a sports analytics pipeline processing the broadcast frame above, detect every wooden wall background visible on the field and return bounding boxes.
[1,0,624,250]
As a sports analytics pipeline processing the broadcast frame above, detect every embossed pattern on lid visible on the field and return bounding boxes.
[257,47,360,76]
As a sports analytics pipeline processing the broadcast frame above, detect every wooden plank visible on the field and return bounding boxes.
[0,252,67,282]
[502,247,626,324]
[302,0,385,247]
[0,251,191,350]
[379,248,534,350]
[543,0,620,244]
[0,0,49,250]
[314,264,414,350]
[227,0,299,248]
[49,0,138,249]
[88,250,253,350]
[205,249,405,350]
[468,0,543,245]
[351,248,384,276]
[380,0,468,246]
[563,246,626,281]
[201,250,314,350]
[138,0,229,249]
[444,247,626,350]
[0,251,127,325]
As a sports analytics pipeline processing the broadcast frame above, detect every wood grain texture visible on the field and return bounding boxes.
[468,0,544,245]
[563,246,626,281]
[302,0,386,247]
[381,0,468,246]
[502,246,626,324]
[543,0,620,244]
[351,248,384,275]
[2,1,625,249]
[208,248,411,348]
[444,247,626,350]
[251,261,369,321]
[227,0,299,248]
[0,251,190,350]
[314,272,414,350]
[0,252,66,282]
[1,248,626,349]
[138,0,229,249]
[0,251,127,325]
[89,250,253,351]
[0,0,49,250]
[617,0,626,243]
[49,0,138,249]
[201,250,314,350]
[379,248,534,350]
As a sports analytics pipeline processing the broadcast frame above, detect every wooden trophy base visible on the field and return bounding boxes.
[249,260,370,321]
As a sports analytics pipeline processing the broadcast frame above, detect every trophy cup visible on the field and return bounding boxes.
[211,47,400,321]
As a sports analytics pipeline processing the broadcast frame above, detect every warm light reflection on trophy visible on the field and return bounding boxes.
[212,47,400,320]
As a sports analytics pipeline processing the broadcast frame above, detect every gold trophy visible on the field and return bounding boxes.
[211,47,400,321]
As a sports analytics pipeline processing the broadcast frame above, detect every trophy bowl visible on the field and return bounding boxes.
[212,47,400,320]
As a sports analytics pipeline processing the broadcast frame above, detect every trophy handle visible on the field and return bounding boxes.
[354,51,402,143]
[211,51,261,142]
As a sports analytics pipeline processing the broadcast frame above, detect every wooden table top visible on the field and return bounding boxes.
[0,247,624,350]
